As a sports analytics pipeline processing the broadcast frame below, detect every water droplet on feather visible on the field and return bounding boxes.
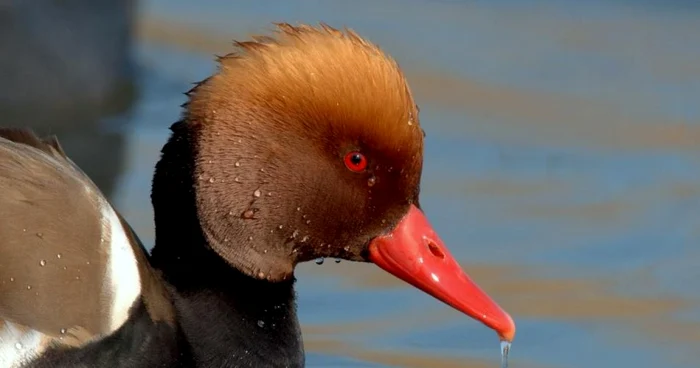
[367,176,376,187]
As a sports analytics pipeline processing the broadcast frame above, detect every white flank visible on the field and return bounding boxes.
[100,199,142,332]
[0,322,46,368]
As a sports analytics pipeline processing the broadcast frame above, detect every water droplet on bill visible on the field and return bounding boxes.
[315,258,325,265]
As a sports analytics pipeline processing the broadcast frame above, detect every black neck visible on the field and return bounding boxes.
[149,122,305,367]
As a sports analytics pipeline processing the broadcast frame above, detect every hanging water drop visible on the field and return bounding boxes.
[500,340,511,368]
[315,258,325,265]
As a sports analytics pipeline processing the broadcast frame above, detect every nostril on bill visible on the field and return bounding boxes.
[426,239,445,259]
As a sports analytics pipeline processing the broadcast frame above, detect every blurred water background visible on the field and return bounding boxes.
[1,1,699,367]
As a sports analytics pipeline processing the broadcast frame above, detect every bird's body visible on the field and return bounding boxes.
[0,23,514,367]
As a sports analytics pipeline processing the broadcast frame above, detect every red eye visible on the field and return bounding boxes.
[344,151,367,172]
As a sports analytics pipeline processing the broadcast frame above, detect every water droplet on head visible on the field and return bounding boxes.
[367,176,376,187]
[253,189,261,197]
[335,258,341,264]
[39,260,46,266]
[257,320,265,328]
[315,258,325,265]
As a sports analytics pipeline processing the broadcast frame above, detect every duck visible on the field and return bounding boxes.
[0,23,515,367]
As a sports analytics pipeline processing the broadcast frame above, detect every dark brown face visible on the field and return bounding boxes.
[192,105,425,276]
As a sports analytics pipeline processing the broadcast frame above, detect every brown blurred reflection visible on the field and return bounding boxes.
[0,0,138,197]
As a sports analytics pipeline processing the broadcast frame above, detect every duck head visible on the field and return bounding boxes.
[152,23,515,342]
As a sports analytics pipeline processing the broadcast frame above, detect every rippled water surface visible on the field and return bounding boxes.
[85,1,700,367]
